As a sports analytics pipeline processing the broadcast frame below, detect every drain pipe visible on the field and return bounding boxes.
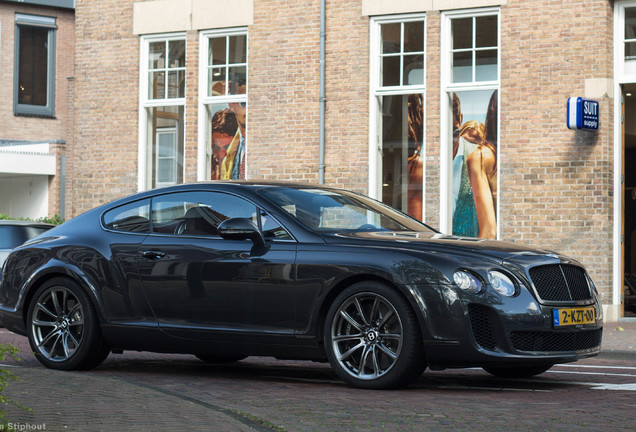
[319,0,326,184]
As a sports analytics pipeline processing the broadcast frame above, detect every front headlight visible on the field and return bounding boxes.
[488,271,516,297]
[453,271,483,293]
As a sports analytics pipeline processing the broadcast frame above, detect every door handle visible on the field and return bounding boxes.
[141,250,166,260]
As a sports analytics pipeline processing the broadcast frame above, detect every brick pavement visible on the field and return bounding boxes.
[0,320,634,432]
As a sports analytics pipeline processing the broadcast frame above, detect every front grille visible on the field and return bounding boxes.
[528,264,592,302]
[510,329,602,353]
[468,304,497,350]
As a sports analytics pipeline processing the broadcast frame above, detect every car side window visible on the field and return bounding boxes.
[260,210,293,240]
[151,191,258,237]
[103,199,151,233]
[151,191,293,240]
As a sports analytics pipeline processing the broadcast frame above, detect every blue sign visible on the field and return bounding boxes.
[567,97,599,131]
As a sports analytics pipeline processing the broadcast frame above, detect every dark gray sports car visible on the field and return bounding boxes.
[0,182,602,389]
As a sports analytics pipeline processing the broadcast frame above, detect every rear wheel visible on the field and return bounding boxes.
[324,281,426,389]
[27,277,110,370]
[483,363,553,378]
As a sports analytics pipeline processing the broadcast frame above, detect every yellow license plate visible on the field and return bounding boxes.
[552,307,595,327]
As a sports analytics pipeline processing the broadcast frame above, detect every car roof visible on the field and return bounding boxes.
[105,181,346,207]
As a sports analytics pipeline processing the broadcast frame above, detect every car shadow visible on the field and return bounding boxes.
[87,354,579,393]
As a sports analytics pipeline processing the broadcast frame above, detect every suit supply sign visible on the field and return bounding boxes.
[567,97,599,131]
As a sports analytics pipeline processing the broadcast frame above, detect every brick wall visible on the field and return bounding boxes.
[499,0,614,301]
[0,3,74,142]
[424,11,442,229]
[70,0,140,216]
[69,0,617,304]
[247,0,323,184]
[0,3,74,218]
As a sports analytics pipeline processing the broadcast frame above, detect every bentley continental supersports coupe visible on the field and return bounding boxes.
[0,182,603,389]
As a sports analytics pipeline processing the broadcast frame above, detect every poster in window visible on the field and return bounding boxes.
[381,93,424,221]
[450,89,498,239]
[208,92,246,180]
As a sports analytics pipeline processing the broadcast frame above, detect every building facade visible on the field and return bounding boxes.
[0,0,74,219]
[68,0,636,320]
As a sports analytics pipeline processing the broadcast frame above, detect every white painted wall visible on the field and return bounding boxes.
[0,175,49,219]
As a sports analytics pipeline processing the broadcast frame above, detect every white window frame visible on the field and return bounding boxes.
[197,27,248,181]
[368,14,427,216]
[138,32,186,191]
[155,126,178,187]
[440,7,500,236]
[616,1,636,83]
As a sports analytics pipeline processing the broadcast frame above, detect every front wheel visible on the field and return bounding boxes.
[324,282,426,389]
[27,277,110,370]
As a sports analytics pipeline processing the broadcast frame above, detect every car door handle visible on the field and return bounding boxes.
[141,250,166,260]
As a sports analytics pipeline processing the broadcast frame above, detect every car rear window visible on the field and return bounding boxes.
[103,199,151,233]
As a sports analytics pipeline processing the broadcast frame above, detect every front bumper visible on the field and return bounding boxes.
[421,288,602,368]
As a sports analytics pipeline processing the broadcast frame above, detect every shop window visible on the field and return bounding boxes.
[620,4,636,79]
[147,106,184,188]
[442,10,499,239]
[148,39,185,99]
[450,15,498,84]
[370,16,425,221]
[200,29,248,181]
[379,20,425,87]
[14,14,56,117]
[140,34,186,190]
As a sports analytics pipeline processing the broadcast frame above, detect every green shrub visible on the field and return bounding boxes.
[0,214,63,225]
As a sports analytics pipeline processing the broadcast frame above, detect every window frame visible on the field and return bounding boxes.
[368,14,427,218]
[445,11,499,87]
[138,32,187,192]
[13,13,57,118]
[440,7,500,237]
[616,1,636,83]
[197,27,249,181]
[155,126,179,187]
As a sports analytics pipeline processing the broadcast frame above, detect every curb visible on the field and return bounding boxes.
[598,350,636,361]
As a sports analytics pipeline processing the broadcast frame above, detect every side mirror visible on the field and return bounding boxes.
[217,218,266,249]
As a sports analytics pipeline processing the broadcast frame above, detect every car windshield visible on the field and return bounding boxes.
[259,187,435,233]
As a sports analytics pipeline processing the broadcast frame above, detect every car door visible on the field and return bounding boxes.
[137,191,298,341]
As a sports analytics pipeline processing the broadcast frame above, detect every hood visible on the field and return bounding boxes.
[327,231,570,266]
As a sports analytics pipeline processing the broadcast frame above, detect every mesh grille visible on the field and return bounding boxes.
[468,304,497,350]
[510,329,602,353]
[528,264,592,302]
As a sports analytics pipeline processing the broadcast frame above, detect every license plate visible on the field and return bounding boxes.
[552,307,595,327]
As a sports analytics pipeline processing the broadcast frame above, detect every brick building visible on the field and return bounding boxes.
[0,0,74,219]
[62,0,635,321]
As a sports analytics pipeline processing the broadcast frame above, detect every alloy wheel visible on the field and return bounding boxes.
[30,286,85,362]
[330,292,404,380]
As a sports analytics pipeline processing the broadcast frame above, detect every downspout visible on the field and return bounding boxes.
[319,0,326,184]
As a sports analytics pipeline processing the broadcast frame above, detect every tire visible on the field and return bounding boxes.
[27,277,110,371]
[195,354,246,363]
[483,363,553,378]
[324,281,426,389]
